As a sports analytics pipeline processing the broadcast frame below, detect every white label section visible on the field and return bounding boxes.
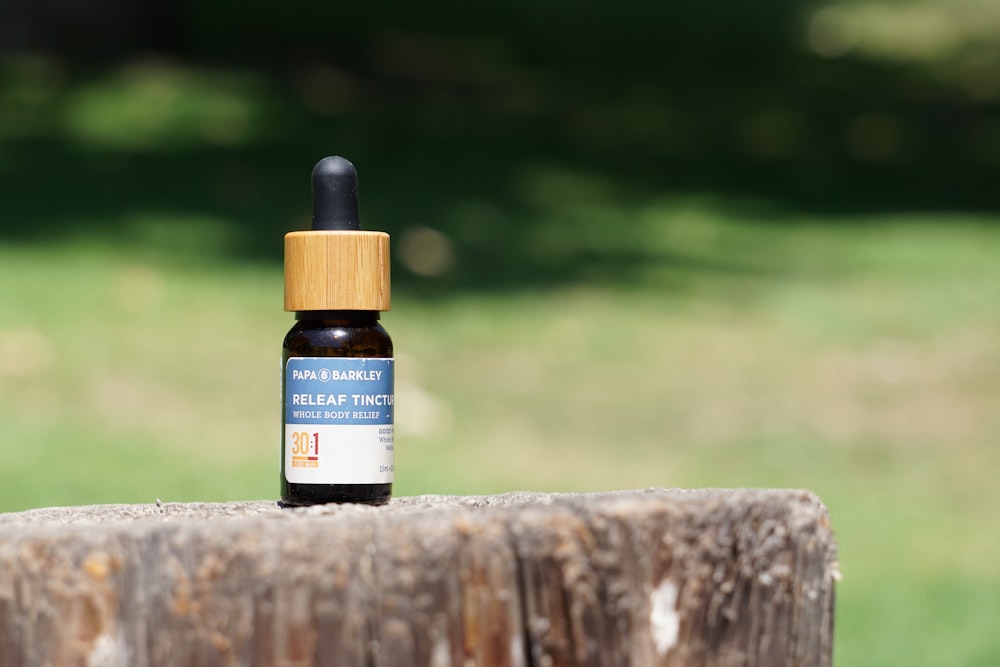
[284,423,394,484]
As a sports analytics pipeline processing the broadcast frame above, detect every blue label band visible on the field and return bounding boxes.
[285,357,394,426]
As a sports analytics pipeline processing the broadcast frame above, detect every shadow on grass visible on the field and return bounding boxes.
[2,0,998,295]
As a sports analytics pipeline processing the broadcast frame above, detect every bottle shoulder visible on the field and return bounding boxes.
[283,319,392,358]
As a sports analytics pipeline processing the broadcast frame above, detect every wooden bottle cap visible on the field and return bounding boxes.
[284,230,391,311]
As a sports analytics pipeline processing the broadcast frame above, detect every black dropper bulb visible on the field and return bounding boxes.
[311,156,361,231]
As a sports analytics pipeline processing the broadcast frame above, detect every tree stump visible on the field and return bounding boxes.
[0,489,837,666]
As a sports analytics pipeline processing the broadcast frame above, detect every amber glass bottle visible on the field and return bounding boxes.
[281,156,394,506]
[281,311,393,505]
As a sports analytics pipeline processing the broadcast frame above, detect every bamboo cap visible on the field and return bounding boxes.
[284,157,391,312]
[284,230,390,311]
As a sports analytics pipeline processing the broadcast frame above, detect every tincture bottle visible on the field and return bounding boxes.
[281,156,393,505]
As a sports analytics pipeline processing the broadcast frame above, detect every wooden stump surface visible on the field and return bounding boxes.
[0,489,838,667]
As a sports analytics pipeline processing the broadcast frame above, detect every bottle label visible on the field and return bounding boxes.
[283,357,394,484]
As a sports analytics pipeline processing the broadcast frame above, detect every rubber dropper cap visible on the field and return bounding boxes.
[312,156,361,231]
[284,156,391,312]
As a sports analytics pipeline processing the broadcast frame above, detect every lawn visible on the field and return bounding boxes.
[2,209,998,664]
[2,18,1000,660]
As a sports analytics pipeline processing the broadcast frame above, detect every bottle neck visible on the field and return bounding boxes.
[294,310,381,325]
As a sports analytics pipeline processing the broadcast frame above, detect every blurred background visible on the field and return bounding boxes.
[1,0,998,663]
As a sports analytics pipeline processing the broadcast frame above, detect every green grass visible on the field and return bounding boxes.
[3,31,1000,664]
[2,212,998,664]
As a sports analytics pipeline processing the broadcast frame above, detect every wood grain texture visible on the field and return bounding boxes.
[0,490,837,667]
[284,230,391,311]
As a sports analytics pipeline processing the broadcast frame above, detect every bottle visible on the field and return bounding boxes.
[281,156,394,505]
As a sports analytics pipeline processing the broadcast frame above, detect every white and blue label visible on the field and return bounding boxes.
[284,357,394,484]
